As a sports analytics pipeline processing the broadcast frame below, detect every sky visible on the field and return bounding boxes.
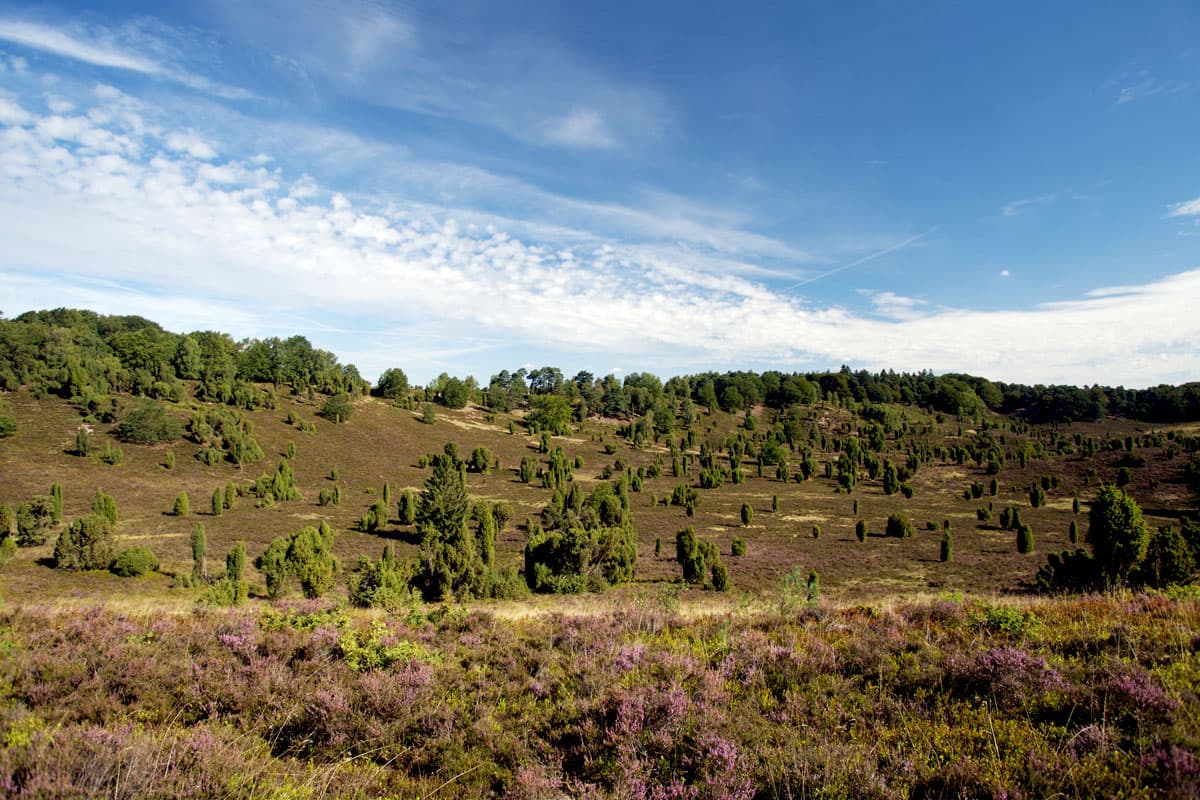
[0,1,1198,389]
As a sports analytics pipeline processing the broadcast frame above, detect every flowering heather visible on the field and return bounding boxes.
[0,594,1197,798]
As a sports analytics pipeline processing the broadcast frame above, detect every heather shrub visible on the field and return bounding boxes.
[112,546,158,577]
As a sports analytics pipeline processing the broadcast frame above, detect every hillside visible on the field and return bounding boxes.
[1,378,1196,606]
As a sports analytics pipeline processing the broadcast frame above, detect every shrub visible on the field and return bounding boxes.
[349,545,416,610]
[812,524,821,539]
[53,514,115,571]
[319,392,352,423]
[1069,518,1079,543]
[0,413,15,438]
[112,546,158,577]
[519,456,539,484]
[885,513,914,538]
[90,489,117,524]
[732,537,747,557]
[711,561,730,592]
[940,531,952,562]
[0,502,13,536]
[856,519,866,541]
[190,523,207,582]
[98,441,123,465]
[172,491,190,516]
[116,401,182,444]
[740,503,753,526]
[16,496,56,546]
[1030,485,1046,508]
[1017,524,1034,554]
[211,487,223,516]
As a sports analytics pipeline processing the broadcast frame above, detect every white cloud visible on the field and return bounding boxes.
[0,18,254,100]
[165,131,216,160]
[1000,269,1010,277]
[1167,196,1200,217]
[1002,194,1055,217]
[0,68,1197,387]
[545,108,616,149]
[0,95,31,125]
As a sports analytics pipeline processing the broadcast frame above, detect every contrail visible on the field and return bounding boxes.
[782,226,939,292]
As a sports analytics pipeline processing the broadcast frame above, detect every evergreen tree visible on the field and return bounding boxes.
[190,523,207,582]
[1087,484,1149,586]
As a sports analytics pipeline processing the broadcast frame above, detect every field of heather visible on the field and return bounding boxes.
[1,592,1198,799]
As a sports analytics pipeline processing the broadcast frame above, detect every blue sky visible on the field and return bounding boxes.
[1,1,1198,388]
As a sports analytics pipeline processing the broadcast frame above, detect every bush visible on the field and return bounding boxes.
[812,524,821,539]
[112,546,158,577]
[16,496,56,546]
[116,401,182,444]
[711,561,730,592]
[856,519,866,541]
[976,507,992,522]
[731,537,747,557]
[91,490,117,525]
[172,492,190,516]
[0,413,15,438]
[740,503,753,527]
[885,513,914,538]
[320,392,352,423]
[469,446,493,474]
[940,532,952,562]
[1017,524,1034,554]
[54,514,115,571]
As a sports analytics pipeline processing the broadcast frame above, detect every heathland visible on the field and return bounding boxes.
[0,308,1198,798]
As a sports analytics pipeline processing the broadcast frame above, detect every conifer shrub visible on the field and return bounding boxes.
[886,513,914,538]
[711,561,730,592]
[16,496,56,546]
[53,514,115,571]
[1017,524,1035,554]
[172,491,190,516]
[812,524,821,539]
[856,519,867,541]
[940,532,952,562]
[732,537,747,557]
[112,546,158,577]
[741,503,753,526]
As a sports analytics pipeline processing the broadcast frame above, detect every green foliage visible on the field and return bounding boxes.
[811,524,821,539]
[257,523,339,599]
[75,426,92,456]
[420,403,436,424]
[1116,466,1132,488]
[112,546,158,577]
[115,401,182,444]
[0,413,15,439]
[16,496,56,546]
[977,507,992,522]
[856,519,866,541]
[187,407,263,465]
[49,482,63,523]
[1069,518,1079,544]
[53,514,115,571]
[211,487,223,516]
[1088,484,1149,586]
[1017,524,1034,554]
[314,393,351,424]
[349,545,417,611]
[0,503,13,537]
[226,542,247,582]
[711,561,730,592]
[0,535,15,567]
[1138,525,1195,588]
[740,503,753,527]
[969,602,1040,636]
[375,367,410,400]
[1036,548,1101,593]
[469,446,493,474]
[525,519,638,594]
[527,394,573,435]
[98,440,123,465]
[675,527,722,587]
[397,488,417,525]
[940,531,952,562]
[1030,484,1046,508]
[172,491,190,517]
[252,459,301,505]
[519,456,538,484]
[90,489,117,525]
[338,622,439,672]
[415,446,491,600]
[732,537,747,557]
[885,513,914,538]
[189,523,207,582]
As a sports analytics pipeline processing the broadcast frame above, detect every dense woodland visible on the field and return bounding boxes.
[2,308,1200,798]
